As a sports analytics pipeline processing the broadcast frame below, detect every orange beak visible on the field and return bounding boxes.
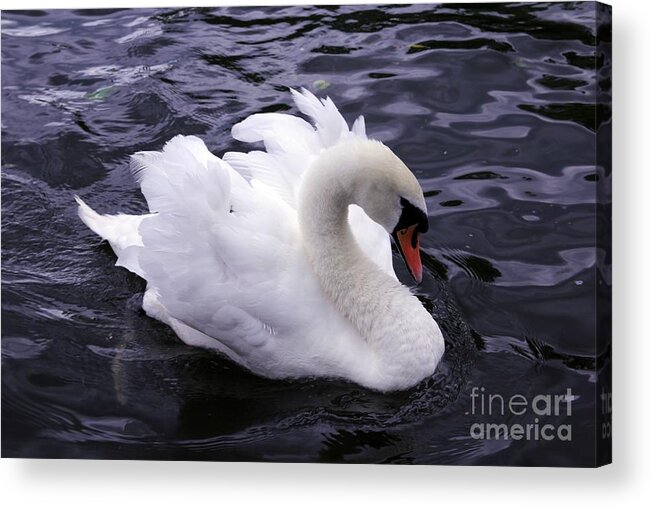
[394,224,423,284]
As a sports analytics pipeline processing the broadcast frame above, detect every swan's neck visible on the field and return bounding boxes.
[298,144,442,388]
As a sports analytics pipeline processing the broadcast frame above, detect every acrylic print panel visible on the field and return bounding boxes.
[1,2,611,466]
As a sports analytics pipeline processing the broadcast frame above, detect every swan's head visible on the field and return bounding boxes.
[345,140,429,283]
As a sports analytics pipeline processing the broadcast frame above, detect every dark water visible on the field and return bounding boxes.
[1,3,611,465]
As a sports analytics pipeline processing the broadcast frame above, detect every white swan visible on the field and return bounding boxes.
[76,89,444,392]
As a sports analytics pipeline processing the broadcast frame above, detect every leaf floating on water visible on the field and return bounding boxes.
[409,43,428,52]
[85,86,118,101]
[312,79,330,91]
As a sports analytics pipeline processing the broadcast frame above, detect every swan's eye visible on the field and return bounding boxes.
[395,197,429,235]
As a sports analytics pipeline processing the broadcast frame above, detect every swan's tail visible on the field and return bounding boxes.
[74,195,148,257]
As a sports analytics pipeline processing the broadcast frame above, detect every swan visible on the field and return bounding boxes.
[75,88,444,392]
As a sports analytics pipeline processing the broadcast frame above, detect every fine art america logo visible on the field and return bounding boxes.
[467,387,575,441]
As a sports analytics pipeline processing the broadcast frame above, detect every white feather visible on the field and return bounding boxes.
[75,88,444,391]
